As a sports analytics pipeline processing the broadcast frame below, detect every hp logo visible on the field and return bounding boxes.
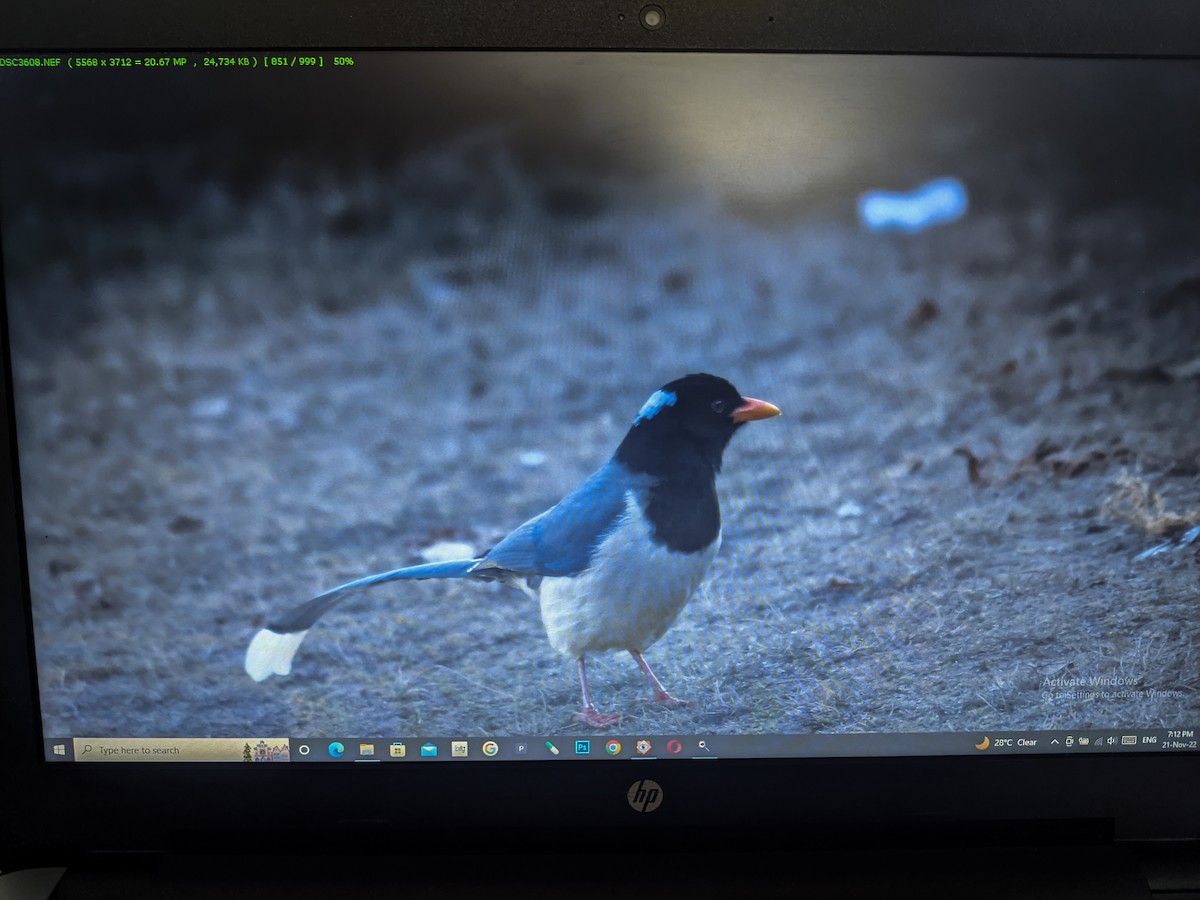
[627,779,663,813]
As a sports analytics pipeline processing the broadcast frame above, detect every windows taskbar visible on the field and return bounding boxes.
[42,730,1199,762]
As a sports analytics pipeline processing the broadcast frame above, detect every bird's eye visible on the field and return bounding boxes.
[711,399,725,414]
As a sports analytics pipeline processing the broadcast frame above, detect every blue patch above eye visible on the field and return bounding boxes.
[634,389,676,425]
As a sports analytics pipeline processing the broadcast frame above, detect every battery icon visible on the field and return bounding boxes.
[545,741,560,755]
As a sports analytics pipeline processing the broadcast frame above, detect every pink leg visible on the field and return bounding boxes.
[631,650,690,708]
[574,657,621,728]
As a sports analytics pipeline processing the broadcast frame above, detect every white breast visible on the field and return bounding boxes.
[537,491,719,658]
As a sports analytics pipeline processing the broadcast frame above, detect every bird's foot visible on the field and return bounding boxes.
[652,691,691,709]
[576,705,622,728]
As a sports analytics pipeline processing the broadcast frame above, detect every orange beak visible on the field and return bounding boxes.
[731,397,781,423]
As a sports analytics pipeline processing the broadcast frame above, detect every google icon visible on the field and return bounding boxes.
[605,740,622,756]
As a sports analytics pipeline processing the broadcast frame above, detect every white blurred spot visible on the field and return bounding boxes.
[837,500,864,518]
[518,449,547,468]
[191,395,231,418]
[420,540,477,563]
[1167,357,1200,381]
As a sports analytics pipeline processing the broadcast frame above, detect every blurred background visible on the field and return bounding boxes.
[2,53,1198,739]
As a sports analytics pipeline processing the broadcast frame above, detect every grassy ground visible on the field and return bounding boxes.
[6,58,1199,739]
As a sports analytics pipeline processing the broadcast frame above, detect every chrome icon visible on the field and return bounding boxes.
[327,741,345,758]
[606,740,622,756]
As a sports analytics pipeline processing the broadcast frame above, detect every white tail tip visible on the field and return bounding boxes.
[245,629,308,682]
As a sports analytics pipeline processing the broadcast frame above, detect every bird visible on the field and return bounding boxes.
[244,373,780,728]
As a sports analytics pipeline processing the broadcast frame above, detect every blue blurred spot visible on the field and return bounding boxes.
[858,177,968,233]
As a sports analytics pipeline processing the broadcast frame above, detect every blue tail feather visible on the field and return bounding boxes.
[269,558,481,633]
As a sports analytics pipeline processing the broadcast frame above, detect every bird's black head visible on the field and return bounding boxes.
[614,373,780,477]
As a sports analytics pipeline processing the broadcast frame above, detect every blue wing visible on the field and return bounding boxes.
[479,460,635,577]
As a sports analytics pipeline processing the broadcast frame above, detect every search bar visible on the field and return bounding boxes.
[72,737,289,762]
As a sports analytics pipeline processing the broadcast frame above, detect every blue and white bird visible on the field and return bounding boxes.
[244,373,780,727]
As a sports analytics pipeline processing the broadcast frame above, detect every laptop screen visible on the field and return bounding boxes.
[2,50,1197,765]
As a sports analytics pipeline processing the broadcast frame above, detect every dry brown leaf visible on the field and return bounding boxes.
[953,446,989,487]
[1101,469,1200,535]
[906,297,941,329]
[825,576,858,590]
